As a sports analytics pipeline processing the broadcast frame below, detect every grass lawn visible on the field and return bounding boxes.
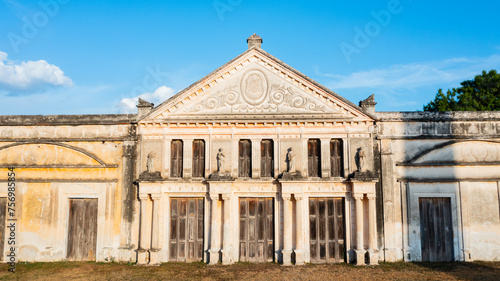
[0,261,499,280]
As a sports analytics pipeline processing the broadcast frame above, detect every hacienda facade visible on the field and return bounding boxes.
[0,34,498,265]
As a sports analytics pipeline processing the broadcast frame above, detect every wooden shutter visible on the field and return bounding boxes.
[330,139,343,177]
[171,140,183,178]
[239,140,252,177]
[192,140,205,178]
[260,140,274,178]
[309,198,345,263]
[308,139,321,177]
[239,198,274,262]
[169,198,204,262]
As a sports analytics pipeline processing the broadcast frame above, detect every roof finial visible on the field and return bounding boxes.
[247,33,263,49]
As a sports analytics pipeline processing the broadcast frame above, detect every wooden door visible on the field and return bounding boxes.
[260,140,274,178]
[309,198,345,263]
[330,139,343,177]
[192,140,205,178]
[171,140,183,178]
[308,139,321,177]
[239,198,274,262]
[67,198,98,261]
[419,197,454,262]
[0,198,6,261]
[170,198,204,262]
[239,140,252,177]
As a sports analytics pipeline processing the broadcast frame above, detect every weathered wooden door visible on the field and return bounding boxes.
[260,140,273,178]
[308,139,321,177]
[0,198,6,261]
[239,198,274,262]
[239,140,252,177]
[192,140,205,178]
[419,197,454,262]
[67,198,98,261]
[170,198,204,262]
[171,140,183,178]
[330,139,343,177]
[309,198,345,263]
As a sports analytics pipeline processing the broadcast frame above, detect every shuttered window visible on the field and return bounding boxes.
[239,140,252,178]
[171,140,183,178]
[192,140,205,178]
[308,139,321,177]
[260,140,274,178]
[330,139,343,177]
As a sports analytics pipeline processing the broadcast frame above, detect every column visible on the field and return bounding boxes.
[221,195,233,264]
[119,141,135,262]
[367,195,378,265]
[183,139,193,179]
[137,194,150,264]
[294,196,305,265]
[209,195,220,265]
[282,194,293,266]
[354,194,365,265]
[251,138,261,178]
[320,138,330,178]
[150,194,162,265]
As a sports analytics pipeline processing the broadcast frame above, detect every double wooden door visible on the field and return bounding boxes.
[309,198,345,263]
[239,197,274,262]
[419,197,454,262]
[169,198,204,262]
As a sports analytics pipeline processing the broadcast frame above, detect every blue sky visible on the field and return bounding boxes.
[1,0,499,115]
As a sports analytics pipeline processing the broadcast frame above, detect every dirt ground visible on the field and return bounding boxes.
[0,261,499,281]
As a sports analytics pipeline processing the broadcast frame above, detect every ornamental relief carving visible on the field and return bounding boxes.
[182,69,332,114]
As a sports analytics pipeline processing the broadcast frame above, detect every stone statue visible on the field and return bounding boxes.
[216,148,225,173]
[286,147,296,173]
[146,152,156,172]
[356,147,366,172]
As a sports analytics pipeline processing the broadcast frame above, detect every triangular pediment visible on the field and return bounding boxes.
[141,48,373,122]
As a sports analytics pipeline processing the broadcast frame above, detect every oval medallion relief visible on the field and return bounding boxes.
[241,70,268,105]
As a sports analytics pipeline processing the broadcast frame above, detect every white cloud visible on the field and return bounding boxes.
[118,85,176,113]
[318,54,500,90]
[0,51,73,93]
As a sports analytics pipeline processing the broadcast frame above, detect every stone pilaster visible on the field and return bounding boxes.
[294,195,305,265]
[354,194,365,265]
[209,195,220,265]
[183,139,193,179]
[221,195,234,264]
[137,194,150,265]
[251,139,261,178]
[149,194,162,265]
[320,138,330,178]
[282,194,293,266]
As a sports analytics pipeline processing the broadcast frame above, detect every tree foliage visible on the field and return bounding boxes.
[423,70,500,111]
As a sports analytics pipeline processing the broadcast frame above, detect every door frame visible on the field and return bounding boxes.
[407,182,462,262]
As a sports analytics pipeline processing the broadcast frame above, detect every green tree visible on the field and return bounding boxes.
[423,70,500,111]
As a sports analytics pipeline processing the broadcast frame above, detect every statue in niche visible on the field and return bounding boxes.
[216,148,225,173]
[146,152,156,172]
[286,147,296,173]
[356,147,366,172]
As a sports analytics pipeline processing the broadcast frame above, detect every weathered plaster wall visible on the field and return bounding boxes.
[0,115,137,262]
[377,112,500,262]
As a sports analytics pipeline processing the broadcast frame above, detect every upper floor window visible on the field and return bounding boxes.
[171,140,183,178]
[192,140,205,178]
[330,139,343,177]
[239,139,252,177]
[308,139,321,177]
[260,139,274,178]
